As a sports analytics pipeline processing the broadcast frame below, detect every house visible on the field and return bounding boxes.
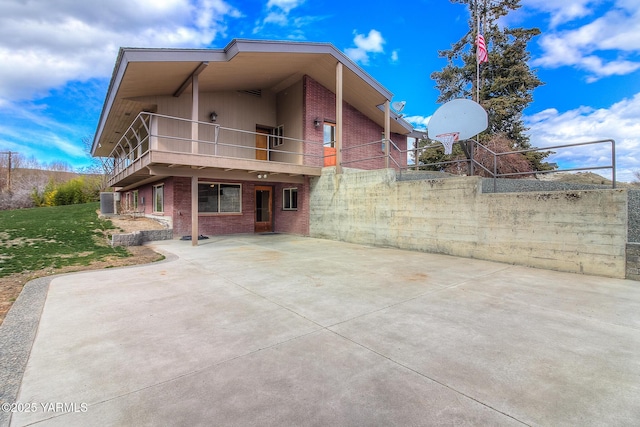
[92,39,414,243]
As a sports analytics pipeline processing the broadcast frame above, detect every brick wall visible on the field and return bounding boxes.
[303,75,334,167]
[303,76,407,170]
[273,178,310,235]
[171,177,192,235]
[125,177,310,237]
[171,177,254,236]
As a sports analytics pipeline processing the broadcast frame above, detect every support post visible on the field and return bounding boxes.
[191,175,198,246]
[191,74,199,155]
[7,151,12,194]
[384,100,390,169]
[335,62,343,174]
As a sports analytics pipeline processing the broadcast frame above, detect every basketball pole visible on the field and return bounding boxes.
[475,0,480,103]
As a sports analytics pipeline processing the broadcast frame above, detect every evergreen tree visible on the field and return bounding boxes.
[426,0,553,172]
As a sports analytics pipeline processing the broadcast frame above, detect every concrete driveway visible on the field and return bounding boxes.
[4,234,640,426]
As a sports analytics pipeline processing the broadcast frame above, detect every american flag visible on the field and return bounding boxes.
[476,32,488,64]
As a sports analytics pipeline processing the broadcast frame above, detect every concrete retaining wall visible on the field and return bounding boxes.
[310,169,629,278]
[111,229,173,247]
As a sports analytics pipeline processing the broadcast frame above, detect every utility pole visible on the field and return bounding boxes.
[1,151,16,193]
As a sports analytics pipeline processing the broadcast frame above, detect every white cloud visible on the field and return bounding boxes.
[521,0,596,27]
[525,92,640,181]
[0,0,241,101]
[266,0,305,13]
[530,1,640,80]
[344,30,385,65]
[404,115,431,129]
[254,0,306,32]
[391,50,399,62]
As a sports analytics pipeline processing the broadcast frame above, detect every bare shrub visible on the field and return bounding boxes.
[473,133,534,178]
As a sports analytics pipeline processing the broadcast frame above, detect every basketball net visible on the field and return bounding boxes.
[434,132,460,155]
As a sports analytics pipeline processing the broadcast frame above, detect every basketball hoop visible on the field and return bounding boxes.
[434,132,460,155]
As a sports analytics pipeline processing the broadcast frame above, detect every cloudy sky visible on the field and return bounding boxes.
[1,0,639,181]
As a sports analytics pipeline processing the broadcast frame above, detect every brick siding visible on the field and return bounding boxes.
[303,75,407,169]
[123,177,310,237]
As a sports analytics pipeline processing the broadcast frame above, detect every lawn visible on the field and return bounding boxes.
[0,202,129,278]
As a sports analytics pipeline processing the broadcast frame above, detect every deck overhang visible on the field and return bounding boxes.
[110,150,321,190]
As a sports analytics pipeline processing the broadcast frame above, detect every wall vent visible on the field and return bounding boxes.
[239,89,262,97]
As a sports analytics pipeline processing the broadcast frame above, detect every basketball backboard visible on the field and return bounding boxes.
[427,98,488,141]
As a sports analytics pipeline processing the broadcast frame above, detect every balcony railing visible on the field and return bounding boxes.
[105,112,326,179]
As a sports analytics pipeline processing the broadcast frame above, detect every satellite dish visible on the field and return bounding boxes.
[427,98,487,141]
[391,101,406,115]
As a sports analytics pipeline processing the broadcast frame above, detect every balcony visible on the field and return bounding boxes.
[104,112,326,188]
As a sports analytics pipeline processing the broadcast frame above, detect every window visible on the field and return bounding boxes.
[283,188,298,210]
[123,190,139,212]
[153,185,164,213]
[323,122,335,148]
[272,125,284,147]
[198,183,242,213]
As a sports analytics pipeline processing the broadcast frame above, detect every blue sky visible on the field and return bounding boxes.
[1,0,639,181]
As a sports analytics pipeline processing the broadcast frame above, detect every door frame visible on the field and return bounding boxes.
[254,185,273,233]
[256,127,270,161]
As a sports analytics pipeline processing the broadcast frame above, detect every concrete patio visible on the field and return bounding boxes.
[3,234,640,426]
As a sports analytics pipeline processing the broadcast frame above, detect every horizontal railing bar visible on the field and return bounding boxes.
[341,139,382,151]
[341,154,386,165]
[493,139,614,157]
[496,165,614,178]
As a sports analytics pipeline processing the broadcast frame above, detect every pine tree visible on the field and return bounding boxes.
[425,0,553,172]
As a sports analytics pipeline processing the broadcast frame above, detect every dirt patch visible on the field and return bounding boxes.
[106,215,167,233]
[0,216,168,327]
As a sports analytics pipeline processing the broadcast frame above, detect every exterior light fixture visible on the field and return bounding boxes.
[314,118,322,128]
[257,173,268,179]
[210,112,218,122]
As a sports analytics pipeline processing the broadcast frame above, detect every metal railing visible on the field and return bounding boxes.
[106,112,327,179]
[106,112,615,190]
[341,138,402,170]
[403,138,617,191]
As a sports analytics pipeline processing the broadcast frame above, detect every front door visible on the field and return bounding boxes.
[256,128,269,161]
[255,186,273,233]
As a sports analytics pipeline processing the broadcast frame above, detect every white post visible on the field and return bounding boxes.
[191,74,199,154]
[191,175,198,246]
[384,100,390,169]
[476,0,480,103]
[336,62,343,174]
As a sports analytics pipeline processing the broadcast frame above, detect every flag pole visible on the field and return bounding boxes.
[476,0,480,103]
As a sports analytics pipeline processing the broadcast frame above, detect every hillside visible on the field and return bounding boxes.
[538,171,640,188]
[0,167,106,210]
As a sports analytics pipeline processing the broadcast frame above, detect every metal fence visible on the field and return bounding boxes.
[402,138,616,191]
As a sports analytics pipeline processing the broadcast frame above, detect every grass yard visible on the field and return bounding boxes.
[0,202,129,277]
[0,202,164,325]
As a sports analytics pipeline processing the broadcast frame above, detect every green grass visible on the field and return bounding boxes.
[0,202,130,278]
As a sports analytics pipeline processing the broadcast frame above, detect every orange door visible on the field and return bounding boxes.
[255,186,273,233]
[256,129,269,160]
[324,147,336,166]
[323,122,336,166]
